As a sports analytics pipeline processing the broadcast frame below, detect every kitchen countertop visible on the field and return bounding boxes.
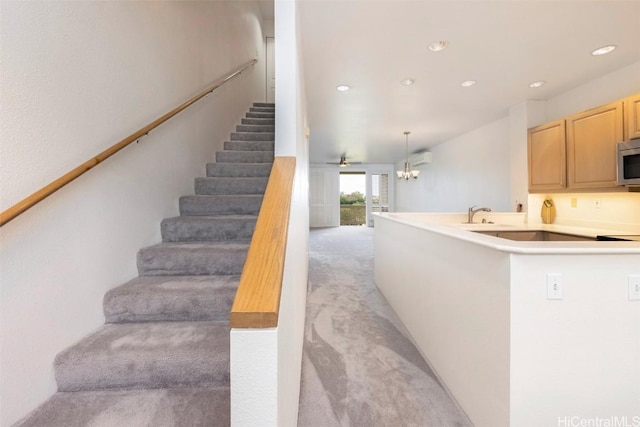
[375,212,640,255]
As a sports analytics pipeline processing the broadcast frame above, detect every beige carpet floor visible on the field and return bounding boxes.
[298,226,473,427]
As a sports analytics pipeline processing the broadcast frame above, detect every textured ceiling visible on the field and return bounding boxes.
[298,0,640,165]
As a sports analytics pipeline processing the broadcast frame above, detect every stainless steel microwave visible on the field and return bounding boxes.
[617,139,640,186]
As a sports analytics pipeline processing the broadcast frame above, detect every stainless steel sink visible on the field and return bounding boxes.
[472,230,593,241]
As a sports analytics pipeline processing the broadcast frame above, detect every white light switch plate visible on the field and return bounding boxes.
[629,275,640,301]
[546,273,563,300]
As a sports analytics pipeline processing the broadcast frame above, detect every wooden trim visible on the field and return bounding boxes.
[0,59,258,227]
[230,157,296,329]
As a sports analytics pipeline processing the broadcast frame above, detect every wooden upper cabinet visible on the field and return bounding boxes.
[528,120,566,191]
[566,101,624,189]
[626,93,640,140]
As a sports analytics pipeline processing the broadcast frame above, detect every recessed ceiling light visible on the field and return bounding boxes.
[591,45,616,56]
[401,78,415,86]
[336,85,351,92]
[529,81,546,88]
[460,80,477,87]
[428,40,449,52]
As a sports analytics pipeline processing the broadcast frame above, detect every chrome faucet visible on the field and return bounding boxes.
[467,205,492,223]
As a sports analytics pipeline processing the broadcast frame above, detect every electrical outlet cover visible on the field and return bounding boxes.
[546,273,563,300]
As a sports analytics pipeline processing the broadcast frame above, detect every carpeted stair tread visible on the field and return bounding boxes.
[241,117,275,125]
[235,124,275,133]
[206,163,272,177]
[215,150,274,164]
[55,321,230,392]
[104,275,239,323]
[230,131,274,141]
[223,140,274,151]
[195,177,268,195]
[14,387,230,427]
[246,111,274,119]
[253,102,274,107]
[179,195,263,216]
[137,242,249,276]
[161,216,257,242]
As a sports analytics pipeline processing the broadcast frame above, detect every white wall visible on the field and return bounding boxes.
[510,253,640,427]
[508,100,546,214]
[395,118,511,212]
[0,2,267,425]
[546,61,640,121]
[230,0,310,425]
[276,0,309,423]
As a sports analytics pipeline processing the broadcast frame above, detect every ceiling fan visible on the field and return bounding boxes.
[326,156,362,167]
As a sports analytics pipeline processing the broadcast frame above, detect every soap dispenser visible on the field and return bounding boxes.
[541,199,556,224]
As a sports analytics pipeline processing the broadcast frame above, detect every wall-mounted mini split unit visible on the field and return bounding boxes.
[410,151,432,166]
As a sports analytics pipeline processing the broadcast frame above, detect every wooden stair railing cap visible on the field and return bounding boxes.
[230,156,296,329]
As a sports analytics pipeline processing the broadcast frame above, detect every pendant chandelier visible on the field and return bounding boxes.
[396,131,420,180]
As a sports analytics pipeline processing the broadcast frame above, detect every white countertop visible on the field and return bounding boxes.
[375,212,640,254]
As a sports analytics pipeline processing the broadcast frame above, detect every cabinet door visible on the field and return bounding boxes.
[566,101,624,189]
[626,93,640,140]
[528,120,566,192]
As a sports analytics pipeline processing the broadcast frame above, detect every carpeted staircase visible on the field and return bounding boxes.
[15,103,275,427]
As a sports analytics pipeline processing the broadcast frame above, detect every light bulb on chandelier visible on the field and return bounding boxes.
[396,131,420,180]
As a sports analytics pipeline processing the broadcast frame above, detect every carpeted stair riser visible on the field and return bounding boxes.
[195,177,267,195]
[137,242,249,276]
[236,124,275,133]
[179,195,264,216]
[104,276,239,323]
[230,132,274,141]
[241,117,275,125]
[206,163,272,178]
[224,140,274,151]
[161,216,256,242]
[55,322,230,392]
[246,112,275,119]
[216,150,274,163]
[14,388,230,427]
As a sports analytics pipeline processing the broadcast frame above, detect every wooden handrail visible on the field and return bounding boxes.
[0,59,258,227]
[230,157,296,328]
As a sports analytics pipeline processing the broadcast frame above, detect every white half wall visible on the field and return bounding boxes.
[395,117,511,212]
[374,216,511,426]
[0,2,267,425]
[231,0,309,425]
[510,253,640,427]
